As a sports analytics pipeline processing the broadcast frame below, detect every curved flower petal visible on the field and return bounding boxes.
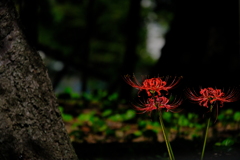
[123,74,182,97]
[132,96,182,115]
[186,87,239,108]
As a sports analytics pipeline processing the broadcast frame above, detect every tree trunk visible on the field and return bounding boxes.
[80,0,95,93]
[117,0,141,99]
[0,0,78,159]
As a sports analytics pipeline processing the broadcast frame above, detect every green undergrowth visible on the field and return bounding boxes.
[57,88,240,144]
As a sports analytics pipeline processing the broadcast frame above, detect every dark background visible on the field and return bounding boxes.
[13,0,240,159]
[16,0,240,97]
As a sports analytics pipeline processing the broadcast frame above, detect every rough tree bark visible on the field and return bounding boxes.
[0,0,78,159]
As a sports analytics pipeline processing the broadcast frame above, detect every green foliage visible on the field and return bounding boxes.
[102,109,112,117]
[138,120,160,134]
[82,90,108,102]
[65,93,137,142]
[178,115,190,127]
[108,92,119,101]
[221,138,235,147]
[214,138,235,152]
[64,87,80,98]
[107,114,123,122]
[163,111,202,129]
[133,130,142,136]
[76,111,96,125]
[108,109,136,122]
[218,109,236,127]
[58,89,240,143]
[37,0,157,85]
[233,111,240,121]
[58,106,73,122]
[80,90,120,107]
[162,112,172,123]
[218,109,234,121]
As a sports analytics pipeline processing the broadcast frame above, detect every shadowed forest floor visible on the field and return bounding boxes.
[73,139,240,160]
[59,98,240,159]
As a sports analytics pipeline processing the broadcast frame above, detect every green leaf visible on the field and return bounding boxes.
[72,122,79,128]
[71,92,80,98]
[77,111,95,122]
[152,121,160,127]
[215,142,222,146]
[195,124,204,129]
[133,130,142,136]
[58,106,64,113]
[189,123,194,128]
[138,120,147,128]
[82,92,93,101]
[62,114,73,122]
[225,109,233,115]
[98,124,108,132]
[58,106,73,122]
[178,115,189,127]
[188,113,197,119]
[217,113,225,120]
[163,112,172,122]
[102,109,113,117]
[123,110,136,120]
[233,112,240,121]
[108,114,123,122]
[108,93,119,101]
[64,87,72,94]
[98,90,108,98]
[221,138,235,146]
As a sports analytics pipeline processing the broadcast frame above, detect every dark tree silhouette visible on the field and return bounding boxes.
[79,0,96,93]
[153,0,239,88]
[0,0,78,159]
[18,0,39,46]
[118,0,142,99]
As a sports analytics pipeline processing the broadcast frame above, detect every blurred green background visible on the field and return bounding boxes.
[12,0,240,158]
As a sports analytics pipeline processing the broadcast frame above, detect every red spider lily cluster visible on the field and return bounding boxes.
[123,74,240,160]
[123,75,182,97]
[124,74,240,115]
[123,75,182,114]
[132,96,182,115]
[186,87,239,108]
[185,87,239,160]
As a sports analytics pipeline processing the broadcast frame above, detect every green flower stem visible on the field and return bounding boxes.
[201,105,213,160]
[159,109,175,160]
[162,120,175,159]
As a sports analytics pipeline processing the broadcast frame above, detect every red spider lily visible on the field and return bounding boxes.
[133,97,157,114]
[123,75,182,97]
[186,87,239,108]
[132,96,182,115]
[155,96,182,111]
